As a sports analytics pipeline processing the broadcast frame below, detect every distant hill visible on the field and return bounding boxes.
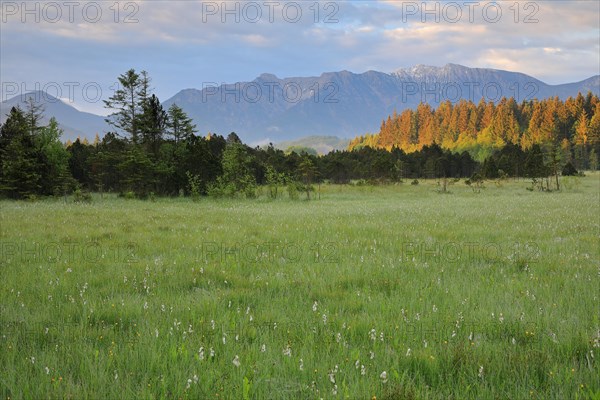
[0,91,109,142]
[275,136,349,155]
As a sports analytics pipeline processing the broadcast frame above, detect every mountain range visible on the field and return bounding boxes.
[1,64,598,145]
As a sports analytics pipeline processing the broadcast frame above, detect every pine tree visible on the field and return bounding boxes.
[167,104,196,143]
[589,149,599,171]
[104,69,148,143]
[24,96,45,137]
[139,94,167,157]
[0,107,41,198]
[573,111,589,169]
[219,140,255,195]
[297,154,318,200]
[118,145,156,197]
[35,117,72,195]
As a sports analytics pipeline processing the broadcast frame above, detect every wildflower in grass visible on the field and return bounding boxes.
[478,365,484,379]
[45,366,50,375]
[328,370,336,384]
[332,384,338,395]
[423,340,428,348]
[199,347,205,360]
[499,313,504,323]
[30,357,35,364]
[312,301,318,312]
[209,347,215,358]
[322,314,327,325]
[114,370,118,381]
[432,304,438,312]
[369,351,375,359]
[211,320,215,330]
[355,360,360,369]
[232,355,240,367]
[143,302,148,310]
[260,344,266,352]
[66,268,72,273]
[380,371,388,383]
[336,332,341,343]
[155,328,159,338]
[222,334,227,344]
[380,332,384,342]
[283,344,292,357]
[406,348,411,357]
[512,337,516,345]
[369,329,376,341]
[299,358,304,371]
[361,365,366,376]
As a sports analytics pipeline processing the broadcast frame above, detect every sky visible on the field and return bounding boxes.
[1,0,599,115]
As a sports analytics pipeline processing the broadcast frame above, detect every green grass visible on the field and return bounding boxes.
[1,176,599,399]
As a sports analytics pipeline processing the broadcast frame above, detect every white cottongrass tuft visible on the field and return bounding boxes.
[380,371,388,383]
[232,355,241,367]
[369,328,376,341]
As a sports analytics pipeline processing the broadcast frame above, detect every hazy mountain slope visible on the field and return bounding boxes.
[2,65,598,144]
[0,91,109,142]
[164,64,599,142]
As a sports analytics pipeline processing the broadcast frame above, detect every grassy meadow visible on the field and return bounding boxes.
[1,175,599,399]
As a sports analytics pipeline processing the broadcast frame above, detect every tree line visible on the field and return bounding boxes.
[0,69,593,200]
[349,93,600,170]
